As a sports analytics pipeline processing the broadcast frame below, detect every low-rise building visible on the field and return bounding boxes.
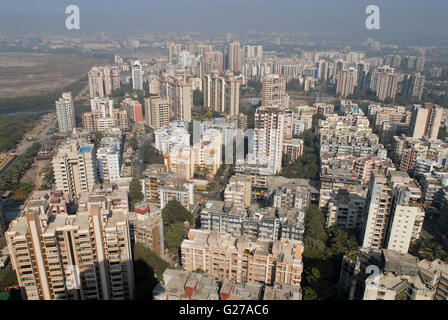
[181,229,304,287]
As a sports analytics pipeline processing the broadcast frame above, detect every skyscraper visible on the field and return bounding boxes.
[55,92,75,134]
[132,60,143,91]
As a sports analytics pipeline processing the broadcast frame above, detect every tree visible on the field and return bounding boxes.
[162,200,193,254]
[129,137,139,151]
[142,143,164,165]
[93,131,104,149]
[303,287,318,300]
[0,269,18,292]
[280,129,320,180]
[301,204,359,300]
[193,89,203,106]
[39,168,55,190]
[162,200,193,226]
[129,177,144,210]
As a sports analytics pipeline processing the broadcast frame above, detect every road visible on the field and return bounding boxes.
[133,133,152,178]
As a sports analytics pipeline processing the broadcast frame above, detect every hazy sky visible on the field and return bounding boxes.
[1,0,448,41]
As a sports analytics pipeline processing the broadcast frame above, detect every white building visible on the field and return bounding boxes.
[154,122,190,155]
[132,60,143,91]
[97,139,121,183]
[55,92,75,134]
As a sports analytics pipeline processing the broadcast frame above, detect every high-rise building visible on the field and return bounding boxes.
[88,66,120,98]
[244,45,263,59]
[408,103,443,140]
[336,68,357,98]
[6,192,134,300]
[203,71,240,116]
[55,92,75,134]
[261,74,288,107]
[96,137,121,183]
[159,72,192,122]
[416,56,425,72]
[52,139,99,200]
[403,73,425,101]
[131,60,143,91]
[376,72,399,101]
[120,98,143,123]
[144,96,170,128]
[228,42,243,73]
[369,66,398,101]
[251,106,285,175]
[361,169,425,254]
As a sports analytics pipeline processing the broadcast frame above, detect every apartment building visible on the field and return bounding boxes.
[159,71,192,122]
[164,145,194,181]
[96,137,121,183]
[201,199,306,242]
[128,201,164,257]
[282,138,304,162]
[131,60,143,91]
[82,108,129,133]
[159,184,194,210]
[6,193,134,300]
[154,121,190,155]
[181,229,303,287]
[192,129,222,178]
[144,96,170,129]
[52,139,99,201]
[418,259,448,300]
[338,248,434,300]
[224,175,252,208]
[408,103,443,140]
[336,68,356,98]
[153,269,220,300]
[392,135,448,172]
[361,170,425,254]
[326,189,366,230]
[261,74,289,106]
[153,269,301,300]
[88,66,120,98]
[120,98,143,123]
[55,92,75,134]
[141,165,177,203]
[203,71,240,116]
[271,179,311,211]
[228,42,243,73]
[252,106,285,175]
